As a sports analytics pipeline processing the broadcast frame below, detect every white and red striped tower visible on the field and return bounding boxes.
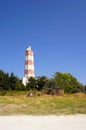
[22,46,35,85]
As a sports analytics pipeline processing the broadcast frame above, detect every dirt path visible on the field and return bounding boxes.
[0,115,86,130]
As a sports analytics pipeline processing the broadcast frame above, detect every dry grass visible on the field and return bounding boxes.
[0,91,86,115]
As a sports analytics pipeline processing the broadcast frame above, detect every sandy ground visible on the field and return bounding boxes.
[0,115,86,130]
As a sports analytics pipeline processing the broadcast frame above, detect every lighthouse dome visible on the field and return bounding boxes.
[26,46,31,50]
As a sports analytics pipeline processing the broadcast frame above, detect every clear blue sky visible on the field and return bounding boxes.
[0,0,86,84]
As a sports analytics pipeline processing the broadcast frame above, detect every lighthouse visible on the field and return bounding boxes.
[22,46,35,86]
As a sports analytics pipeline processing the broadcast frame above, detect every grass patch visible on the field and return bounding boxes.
[0,91,86,115]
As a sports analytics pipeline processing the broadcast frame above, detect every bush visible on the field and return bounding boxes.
[0,91,7,96]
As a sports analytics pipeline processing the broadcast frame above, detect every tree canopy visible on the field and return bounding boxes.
[0,70,84,93]
[53,72,84,93]
[0,70,24,90]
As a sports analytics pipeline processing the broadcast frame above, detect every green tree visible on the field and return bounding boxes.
[26,77,37,90]
[0,70,26,90]
[84,85,86,93]
[36,76,49,90]
[53,72,84,93]
[9,73,18,90]
[9,73,24,90]
[0,70,10,90]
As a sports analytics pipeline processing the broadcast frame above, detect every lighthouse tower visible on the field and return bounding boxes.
[22,46,35,86]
